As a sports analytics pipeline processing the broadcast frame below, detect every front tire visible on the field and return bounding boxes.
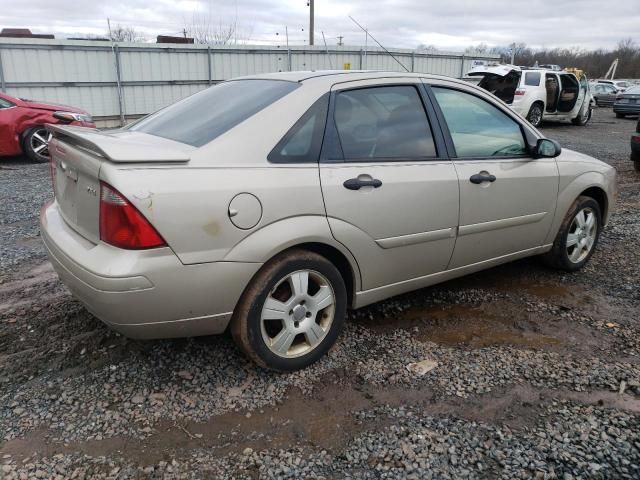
[526,103,544,128]
[22,126,52,163]
[231,249,347,371]
[543,196,601,272]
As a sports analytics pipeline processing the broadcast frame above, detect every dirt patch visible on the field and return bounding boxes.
[354,279,612,356]
[3,379,639,467]
[0,376,433,465]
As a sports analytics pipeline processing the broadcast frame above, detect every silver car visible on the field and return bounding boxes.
[41,71,617,371]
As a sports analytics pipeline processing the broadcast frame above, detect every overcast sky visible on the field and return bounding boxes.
[0,0,638,51]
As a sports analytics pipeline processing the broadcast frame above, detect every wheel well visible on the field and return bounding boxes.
[580,187,608,220]
[288,242,357,307]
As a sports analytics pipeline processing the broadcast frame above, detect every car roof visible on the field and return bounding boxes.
[230,70,467,88]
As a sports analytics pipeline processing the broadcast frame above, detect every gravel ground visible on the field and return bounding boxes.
[0,108,639,479]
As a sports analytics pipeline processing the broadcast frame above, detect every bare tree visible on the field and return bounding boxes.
[477,39,640,78]
[465,42,488,55]
[108,24,145,43]
[416,44,438,52]
[183,12,251,45]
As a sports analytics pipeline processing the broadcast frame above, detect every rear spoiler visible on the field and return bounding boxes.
[46,124,193,163]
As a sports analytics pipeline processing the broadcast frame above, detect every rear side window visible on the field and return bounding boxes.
[432,87,527,158]
[332,86,436,160]
[129,80,298,147]
[268,94,329,163]
[524,72,541,86]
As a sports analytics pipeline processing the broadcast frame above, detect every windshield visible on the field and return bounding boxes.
[129,80,298,147]
[625,85,640,95]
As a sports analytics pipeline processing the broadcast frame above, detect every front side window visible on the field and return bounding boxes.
[432,87,527,158]
[524,72,541,87]
[332,86,437,160]
[129,80,298,147]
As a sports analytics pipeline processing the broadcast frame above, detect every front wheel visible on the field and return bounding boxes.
[543,196,601,272]
[231,249,347,371]
[22,126,52,163]
[526,103,544,128]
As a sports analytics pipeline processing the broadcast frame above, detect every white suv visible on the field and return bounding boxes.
[469,64,593,128]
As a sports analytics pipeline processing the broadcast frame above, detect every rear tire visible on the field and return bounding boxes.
[634,160,640,172]
[571,106,592,126]
[543,196,601,272]
[526,103,544,128]
[231,249,347,371]
[616,112,625,118]
[22,126,52,163]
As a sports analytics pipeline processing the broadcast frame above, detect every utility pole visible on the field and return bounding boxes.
[510,42,516,65]
[308,0,314,45]
[337,35,344,46]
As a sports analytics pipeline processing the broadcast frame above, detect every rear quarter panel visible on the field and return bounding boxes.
[101,164,328,265]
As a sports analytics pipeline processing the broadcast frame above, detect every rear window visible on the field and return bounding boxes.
[524,72,541,86]
[129,80,298,147]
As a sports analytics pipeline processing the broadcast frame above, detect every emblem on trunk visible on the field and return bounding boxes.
[86,186,97,196]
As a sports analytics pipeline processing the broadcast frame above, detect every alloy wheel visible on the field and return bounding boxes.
[529,105,542,126]
[30,128,53,160]
[260,269,335,358]
[566,207,597,263]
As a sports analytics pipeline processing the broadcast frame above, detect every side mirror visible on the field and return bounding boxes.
[532,138,561,158]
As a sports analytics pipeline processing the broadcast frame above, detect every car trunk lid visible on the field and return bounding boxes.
[47,125,194,244]
[467,64,522,105]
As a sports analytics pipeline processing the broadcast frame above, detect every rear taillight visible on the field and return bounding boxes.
[632,135,640,144]
[99,182,166,249]
[515,89,526,96]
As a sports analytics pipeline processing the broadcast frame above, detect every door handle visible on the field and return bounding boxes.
[469,173,497,184]
[343,177,383,190]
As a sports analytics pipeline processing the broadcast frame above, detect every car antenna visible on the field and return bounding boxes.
[321,31,334,69]
[348,15,410,72]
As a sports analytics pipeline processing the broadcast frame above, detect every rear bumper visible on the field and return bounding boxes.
[40,200,261,339]
[613,104,640,114]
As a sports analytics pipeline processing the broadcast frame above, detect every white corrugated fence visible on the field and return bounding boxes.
[0,38,498,126]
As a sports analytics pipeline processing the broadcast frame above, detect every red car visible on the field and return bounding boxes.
[0,91,95,163]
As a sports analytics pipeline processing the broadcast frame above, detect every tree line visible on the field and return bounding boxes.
[464,39,640,79]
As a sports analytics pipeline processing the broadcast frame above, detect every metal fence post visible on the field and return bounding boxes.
[411,51,415,73]
[0,46,6,93]
[113,44,125,127]
[460,54,465,79]
[207,46,212,85]
[359,49,363,69]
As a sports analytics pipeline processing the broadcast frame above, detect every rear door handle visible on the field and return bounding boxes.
[343,178,383,190]
[469,173,496,184]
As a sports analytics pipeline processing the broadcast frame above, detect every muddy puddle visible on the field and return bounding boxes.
[4,378,640,467]
[354,269,618,355]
